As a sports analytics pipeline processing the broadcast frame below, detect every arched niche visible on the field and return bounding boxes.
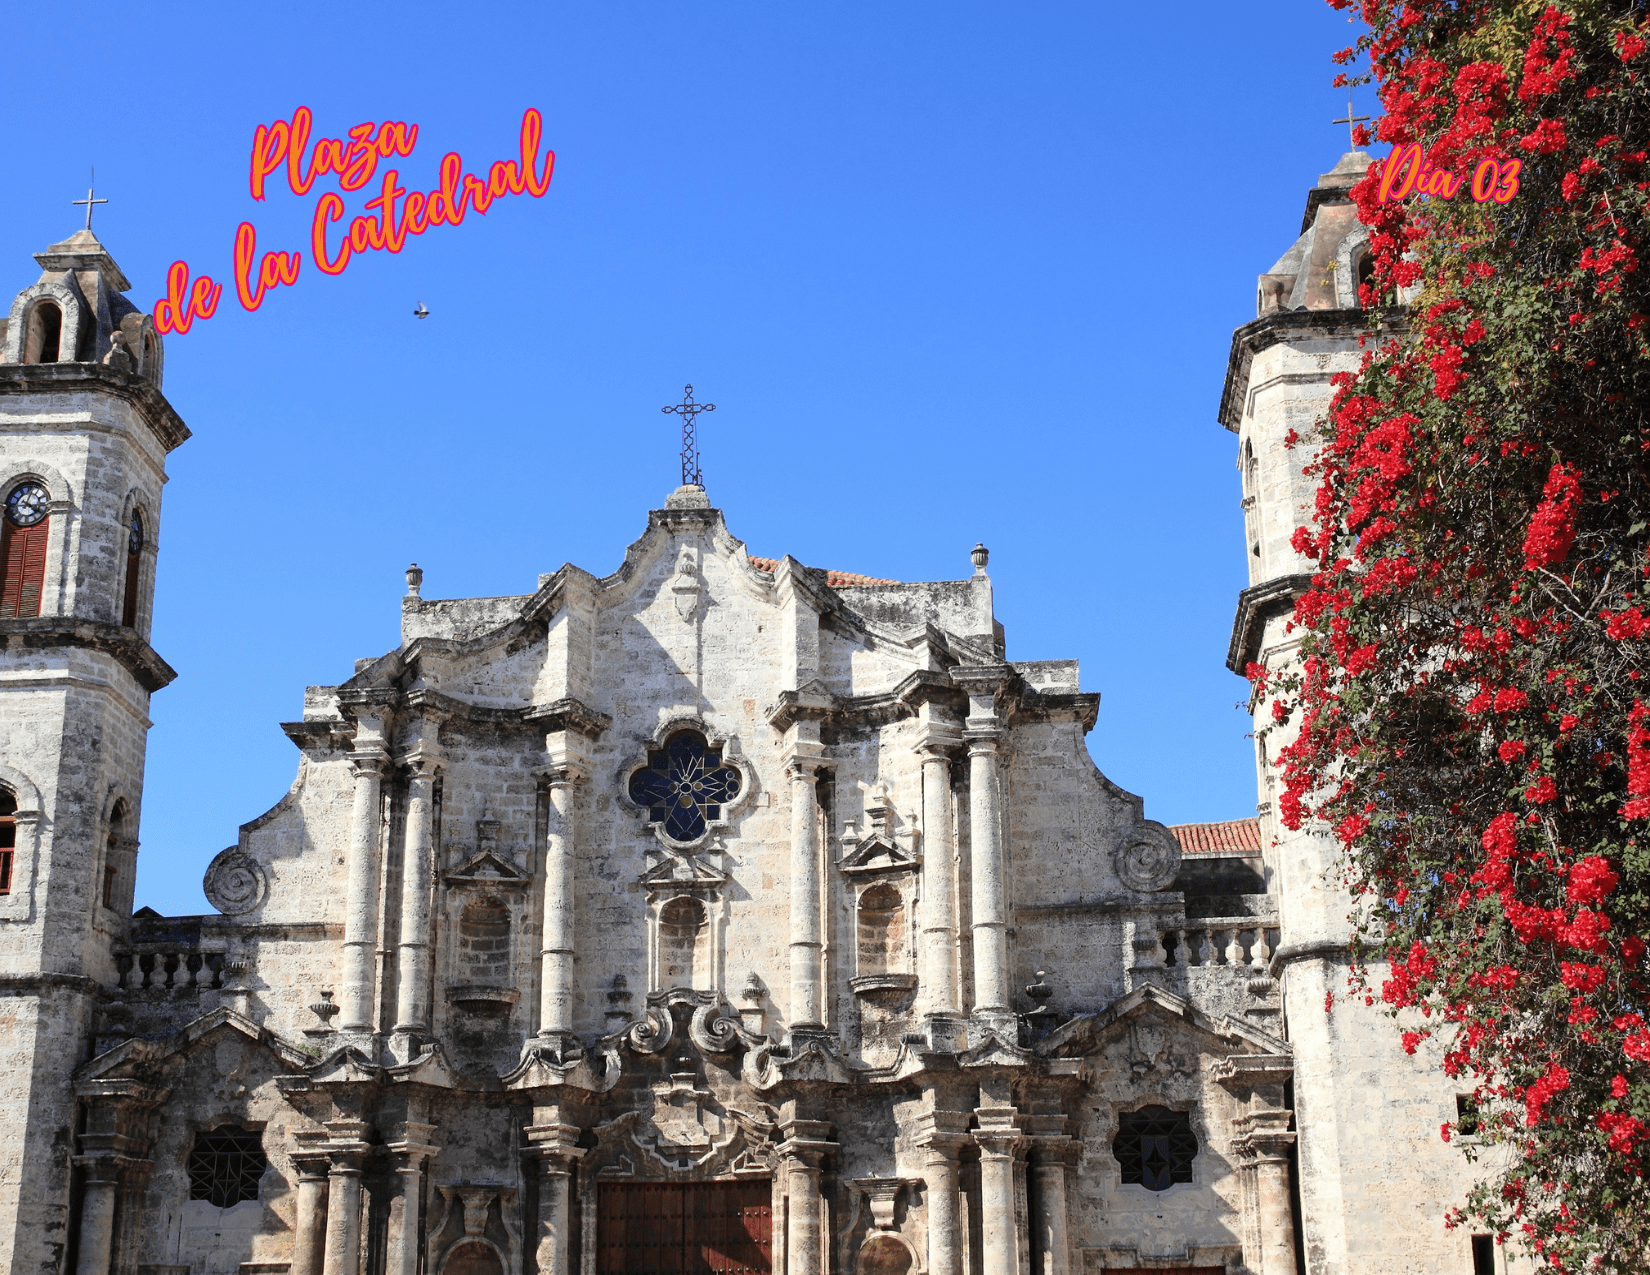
[856,882,904,978]
[440,1240,505,1275]
[656,894,710,989]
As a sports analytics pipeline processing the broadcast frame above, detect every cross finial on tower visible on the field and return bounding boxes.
[662,384,715,487]
[71,171,108,231]
[1331,101,1371,152]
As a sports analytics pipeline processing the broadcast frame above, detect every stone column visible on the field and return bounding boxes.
[1027,1139,1073,1275]
[291,1148,332,1275]
[917,1124,969,1275]
[340,745,387,1034]
[966,732,1009,1015]
[385,1122,438,1275]
[536,761,584,1042]
[526,1122,585,1275]
[321,1121,370,1275]
[71,1161,119,1275]
[917,733,961,1026]
[787,756,825,1030]
[973,1111,1022,1275]
[778,1120,835,1275]
[393,750,441,1044]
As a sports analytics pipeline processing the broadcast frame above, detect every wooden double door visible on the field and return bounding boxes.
[597,1181,773,1275]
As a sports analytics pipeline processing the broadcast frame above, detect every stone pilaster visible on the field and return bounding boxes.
[392,728,442,1053]
[321,1119,371,1275]
[1217,1054,1299,1275]
[290,1137,332,1275]
[340,708,390,1035]
[1022,1123,1073,1275]
[972,1105,1023,1275]
[778,1119,835,1275]
[526,1121,586,1275]
[71,1079,164,1275]
[385,1121,439,1275]
[914,1113,971,1275]
[535,730,588,1048]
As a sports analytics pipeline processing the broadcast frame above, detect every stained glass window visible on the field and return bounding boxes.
[628,731,741,843]
[187,1125,268,1207]
[1112,1105,1197,1191]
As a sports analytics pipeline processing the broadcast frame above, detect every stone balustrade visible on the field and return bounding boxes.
[1157,918,1281,970]
[114,947,227,994]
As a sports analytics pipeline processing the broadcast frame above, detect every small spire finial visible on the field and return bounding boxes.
[971,543,989,573]
[405,562,423,598]
[71,170,108,231]
[1331,100,1371,152]
[662,384,715,487]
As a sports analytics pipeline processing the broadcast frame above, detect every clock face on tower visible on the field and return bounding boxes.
[4,482,48,528]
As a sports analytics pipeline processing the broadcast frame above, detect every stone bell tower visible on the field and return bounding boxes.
[0,224,188,1274]
[1219,152,1488,1274]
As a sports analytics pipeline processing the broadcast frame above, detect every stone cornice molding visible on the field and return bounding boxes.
[0,362,190,453]
[1267,939,1351,979]
[0,617,176,692]
[766,687,835,733]
[1217,308,1400,433]
[1226,573,1314,675]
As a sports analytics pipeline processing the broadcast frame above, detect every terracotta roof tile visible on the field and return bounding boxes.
[746,555,899,587]
[1169,818,1263,856]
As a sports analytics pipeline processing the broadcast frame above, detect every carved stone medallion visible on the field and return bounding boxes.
[203,848,268,915]
[1114,822,1182,893]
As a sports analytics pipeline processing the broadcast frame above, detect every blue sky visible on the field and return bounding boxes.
[3,2,1373,915]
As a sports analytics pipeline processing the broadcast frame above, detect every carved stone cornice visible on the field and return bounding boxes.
[0,617,177,691]
[1226,573,1313,674]
[0,362,191,452]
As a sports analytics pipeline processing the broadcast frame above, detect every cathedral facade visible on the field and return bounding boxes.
[0,157,1494,1275]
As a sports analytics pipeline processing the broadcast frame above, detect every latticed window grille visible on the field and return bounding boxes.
[186,1126,267,1207]
[1112,1105,1197,1191]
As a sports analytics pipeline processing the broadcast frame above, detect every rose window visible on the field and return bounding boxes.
[628,730,741,843]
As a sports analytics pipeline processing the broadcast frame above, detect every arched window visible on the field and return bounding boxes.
[1356,250,1376,298]
[142,332,157,380]
[628,731,741,843]
[459,896,512,986]
[103,800,127,911]
[856,883,904,977]
[23,302,62,364]
[122,509,143,628]
[657,896,708,988]
[1112,1105,1198,1191]
[186,1125,267,1207]
[1,482,51,619]
[0,787,15,896]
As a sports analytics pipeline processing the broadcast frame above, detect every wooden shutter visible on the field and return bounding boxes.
[0,518,48,618]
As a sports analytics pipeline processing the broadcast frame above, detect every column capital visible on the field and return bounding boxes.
[525,1121,586,1163]
[913,725,963,758]
[971,1105,1022,1160]
[386,1121,440,1160]
[399,749,444,780]
[540,763,589,787]
[348,751,387,777]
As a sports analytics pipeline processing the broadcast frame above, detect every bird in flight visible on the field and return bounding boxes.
[413,302,429,319]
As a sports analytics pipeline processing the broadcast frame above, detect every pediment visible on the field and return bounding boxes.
[839,836,919,875]
[445,848,529,887]
[1035,982,1291,1060]
[75,1007,314,1082]
[640,851,727,891]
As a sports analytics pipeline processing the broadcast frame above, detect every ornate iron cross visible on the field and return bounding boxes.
[1332,100,1371,152]
[72,173,108,231]
[662,384,715,486]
